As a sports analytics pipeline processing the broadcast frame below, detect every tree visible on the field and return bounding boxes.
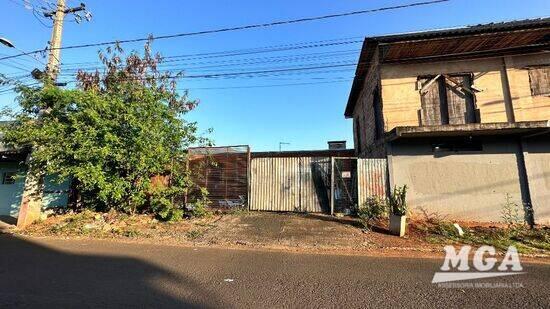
[1,41,208,219]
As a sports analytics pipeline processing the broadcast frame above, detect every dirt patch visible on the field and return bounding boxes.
[183,212,442,255]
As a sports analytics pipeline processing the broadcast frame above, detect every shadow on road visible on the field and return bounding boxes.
[0,234,219,308]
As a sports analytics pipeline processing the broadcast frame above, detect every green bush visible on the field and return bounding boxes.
[149,190,184,222]
[358,196,386,230]
[1,41,209,217]
[185,201,210,219]
[388,185,408,216]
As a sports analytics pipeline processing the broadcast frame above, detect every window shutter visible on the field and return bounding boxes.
[445,75,477,124]
[420,77,444,125]
[528,66,550,96]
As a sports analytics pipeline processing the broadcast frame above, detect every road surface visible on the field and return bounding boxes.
[1,235,548,308]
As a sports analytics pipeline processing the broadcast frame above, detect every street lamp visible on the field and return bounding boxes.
[279,142,290,152]
[0,37,45,65]
[0,37,15,48]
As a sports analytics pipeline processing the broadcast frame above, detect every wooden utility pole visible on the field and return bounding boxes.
[44,0,86,80]
[16,0,88,228]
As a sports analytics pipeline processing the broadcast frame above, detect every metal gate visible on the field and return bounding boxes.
[330,158,358,214]
[249,157,330,212]
[250,157,387,214]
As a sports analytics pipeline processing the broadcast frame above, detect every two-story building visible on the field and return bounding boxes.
[345,18,550,224]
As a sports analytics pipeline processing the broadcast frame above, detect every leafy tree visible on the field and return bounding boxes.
[1,41,209,219]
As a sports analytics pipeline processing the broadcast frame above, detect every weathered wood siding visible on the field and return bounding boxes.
[380,53,550,131]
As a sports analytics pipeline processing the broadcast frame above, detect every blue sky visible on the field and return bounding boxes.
[1,0,548,151]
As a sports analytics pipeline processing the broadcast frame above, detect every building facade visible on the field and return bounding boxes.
[345,19,550,223]
[0,144,70,226]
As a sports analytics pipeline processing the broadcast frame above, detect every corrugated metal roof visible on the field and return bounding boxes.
[371,17,550,43]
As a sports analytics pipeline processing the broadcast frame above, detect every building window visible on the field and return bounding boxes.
[528,66,550,96]
[2,172,16,185]
[418,74,479,126]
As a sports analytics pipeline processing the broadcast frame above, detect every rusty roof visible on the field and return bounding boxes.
[344,18,550,118]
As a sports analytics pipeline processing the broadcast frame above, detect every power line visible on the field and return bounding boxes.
[8,0,53,28]
[59,37,363,67]
[181,79,352,90]
[0,0,450,61]
[58,50,360,74]
[69,62,359,81]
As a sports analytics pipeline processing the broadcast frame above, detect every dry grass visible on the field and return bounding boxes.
[21,209,221,242]
[409,213,550,255]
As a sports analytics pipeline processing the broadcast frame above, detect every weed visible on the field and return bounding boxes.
[413,199,550,254]
[229,206,249,216]
[358,196,386,230]
[501,193,523,229]
[186,229,203,240]
[122,229,141,238]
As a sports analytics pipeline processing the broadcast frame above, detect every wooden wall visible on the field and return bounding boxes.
[379,52,550,131]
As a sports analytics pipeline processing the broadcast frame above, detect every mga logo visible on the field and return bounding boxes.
[432,245,525,284]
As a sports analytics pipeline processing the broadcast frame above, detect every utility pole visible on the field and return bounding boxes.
[43,0,87,81]
[17,0,89,228]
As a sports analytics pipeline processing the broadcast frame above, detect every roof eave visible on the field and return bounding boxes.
[386,121,550,141]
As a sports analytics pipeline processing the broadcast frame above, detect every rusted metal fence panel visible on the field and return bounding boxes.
[357,158,388,207]
[249,157,330,212]
[188,146,250,208]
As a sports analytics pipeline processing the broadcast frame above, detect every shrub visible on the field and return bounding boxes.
[388,185,408,216]
[1,41,208,217]
[184,187,211,218]
[149,190,184,222]
[358,196,386,230]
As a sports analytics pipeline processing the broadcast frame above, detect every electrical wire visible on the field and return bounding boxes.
[0,0,450,61]
[181,79,352,91]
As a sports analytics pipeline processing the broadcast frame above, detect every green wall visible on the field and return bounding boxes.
[0,162,26,218]
[0,162,71,218]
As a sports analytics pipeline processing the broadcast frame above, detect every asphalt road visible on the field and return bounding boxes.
[1,235,549,308]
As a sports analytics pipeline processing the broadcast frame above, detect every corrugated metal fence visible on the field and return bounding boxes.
[250,157,387,213]
[357,158,387,207]
[249,157,330,212]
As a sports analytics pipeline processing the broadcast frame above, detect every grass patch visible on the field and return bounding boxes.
[186,229,204,240]
[228,206,250,216]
